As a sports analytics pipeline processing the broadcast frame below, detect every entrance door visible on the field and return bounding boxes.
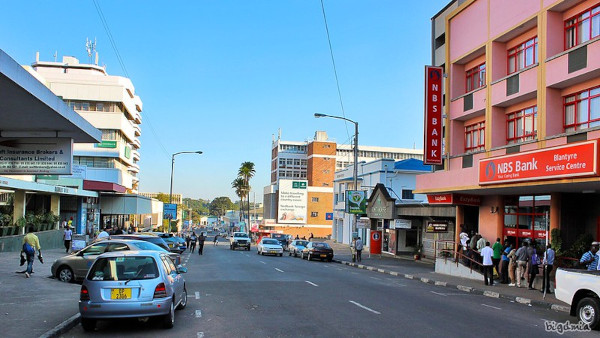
[463,206,479,237]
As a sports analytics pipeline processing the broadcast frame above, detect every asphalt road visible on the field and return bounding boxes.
[64,234,595,337]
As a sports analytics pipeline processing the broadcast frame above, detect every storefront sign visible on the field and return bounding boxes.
[163,203,177,220]
[423,66,444,165]
[346,190,367,214]
[0,137,73,175]
[426,221,448,233]
[427,193,481,206]
[479,141,598,185]
[394,219,412,229]
[277,179,308,224]
[95,140,117,148]
[356,218,370,229]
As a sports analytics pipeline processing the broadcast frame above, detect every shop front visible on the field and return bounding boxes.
[365,184,396,253]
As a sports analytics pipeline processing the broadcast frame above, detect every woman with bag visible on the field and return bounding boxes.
[528,244,540,290]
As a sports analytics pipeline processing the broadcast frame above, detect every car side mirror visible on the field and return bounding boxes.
[177,266,187,274]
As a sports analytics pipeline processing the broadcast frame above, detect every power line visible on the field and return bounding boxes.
[92,0,171,160]
[320,0,351,141]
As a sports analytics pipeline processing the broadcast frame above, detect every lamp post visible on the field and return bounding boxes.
[169,151,203,204]
[314,113,359,242]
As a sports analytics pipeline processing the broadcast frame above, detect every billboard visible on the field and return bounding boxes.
[346,190,367,214]
[277,179,307,224]
[0,137,73,175]
[163,203,177,220]
[423,66,443,165]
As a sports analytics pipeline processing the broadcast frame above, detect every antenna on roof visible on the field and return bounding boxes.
[53,51,57,62]
[85,37,97,64]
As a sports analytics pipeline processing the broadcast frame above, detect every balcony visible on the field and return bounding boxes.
[449,87,486,121]
[133,124,141,136]
[132,138,141,149]
[491,65,537,107]
[132,150,140,161]
[128,163,140,174]
[546,38,600,89]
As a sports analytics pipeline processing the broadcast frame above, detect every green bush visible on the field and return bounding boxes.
[564,233,594,259]
[550,228,563,256]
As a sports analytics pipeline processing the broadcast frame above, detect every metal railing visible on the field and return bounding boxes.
[435,239,484,273]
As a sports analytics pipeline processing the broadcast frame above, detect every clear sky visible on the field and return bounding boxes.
[0,0,449,201]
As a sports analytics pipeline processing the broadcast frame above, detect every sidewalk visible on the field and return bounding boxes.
[0,248,81,338]
[326,240,570,313]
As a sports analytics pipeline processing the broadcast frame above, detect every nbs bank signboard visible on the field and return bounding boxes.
[0,138,73,174]
[479,141,598,185]
[277,179,307,224]
[423,66,443,165]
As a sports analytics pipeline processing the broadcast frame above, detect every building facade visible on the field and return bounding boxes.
[264,131,423,238]
[418,0,600,250]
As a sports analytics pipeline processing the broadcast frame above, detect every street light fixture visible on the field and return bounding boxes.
[170,151,203,204]
[314,113,359,241]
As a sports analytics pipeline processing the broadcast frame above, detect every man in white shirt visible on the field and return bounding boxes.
[481,241,494,286]
[63,226,73,253]
[96,227,110,240]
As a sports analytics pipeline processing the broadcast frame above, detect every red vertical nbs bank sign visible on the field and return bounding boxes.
[424,66,443,165]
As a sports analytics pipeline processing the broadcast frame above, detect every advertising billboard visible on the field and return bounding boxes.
[163,203,177,220]
[346,190,367,214]
[0,137,73,175]
[423,66,444,165]
[277,179,307,224]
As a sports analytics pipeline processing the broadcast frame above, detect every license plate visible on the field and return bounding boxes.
[320,254,327,257]
[269,251,277,253]
[111,288,131,300]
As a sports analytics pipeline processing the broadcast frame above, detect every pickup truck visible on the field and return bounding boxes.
[230,232,251,251]
[555,268,600,330]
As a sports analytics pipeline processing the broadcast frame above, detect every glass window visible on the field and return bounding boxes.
[507,106,537,144]
[81,242,108,256]
[507,37,538,74]
[465,121,485,152]
[564,86,600,132]
[466,63,486,92]
[565,4,600,49]
[88,256,158,281]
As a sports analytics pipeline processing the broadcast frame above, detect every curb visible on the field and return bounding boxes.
[39,313,81,338]
[334,259,568,313]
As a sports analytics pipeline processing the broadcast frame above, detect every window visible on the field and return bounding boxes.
[508,37,538,73]
[565,4,600,49]
[311,212,318,217]
[466,63,486,92]
[401,190,414,200]
[464,122,485,152]
[279,159,286,168]
[312,197,319,202]
[564,86,600,132]
[507,106,537,144]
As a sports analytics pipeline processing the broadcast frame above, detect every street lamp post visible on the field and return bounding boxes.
[169,151,203,204]
[314,113,359,242]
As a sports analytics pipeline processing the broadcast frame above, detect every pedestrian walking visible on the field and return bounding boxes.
[186,234,191,249]
[542,244,555,294]
[189,233,197,253]
[528,245,540,290]
[21,226,42,278]
[492,238,502,280]
[198,233,206,255]
[580,242,599,270]
[351,237,357,262]
[213,235,219,246]
[500,243,513,284]
[515,241,529,288]
[355,237,363,262]
[481,241,494,286]
[63,225,73,253]
[507,245,517,286]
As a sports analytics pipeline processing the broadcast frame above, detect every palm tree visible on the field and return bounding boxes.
[238,162,255,229]
[231,177,246,221]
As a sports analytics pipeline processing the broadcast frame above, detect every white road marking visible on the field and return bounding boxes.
[245,254,250,257]
[369,277,381,280]
[305,281,319,287]
[195,310,202,318]
[349,301,381,315]
[197,332,204,338]
[481,304,501,310]
[195,292,200,300]
[274,268,284,273]
[430,291,448,297]
[260,261,266,264]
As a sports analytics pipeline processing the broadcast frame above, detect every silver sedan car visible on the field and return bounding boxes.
[51,239,173,283]
[79,250,187,331]
[288,240,309,257]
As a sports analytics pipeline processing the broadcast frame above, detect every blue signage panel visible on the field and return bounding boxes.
[325,213,333,220]
[163,203,177,220]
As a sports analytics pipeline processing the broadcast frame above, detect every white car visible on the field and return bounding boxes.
[555,268,600,329]
[257,238,283,256]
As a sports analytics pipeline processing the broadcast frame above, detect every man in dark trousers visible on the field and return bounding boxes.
[355,237,364,262]
[189,233,197,253]
[198,233,206,255]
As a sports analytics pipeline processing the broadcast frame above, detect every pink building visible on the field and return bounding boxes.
[418,0,600,249]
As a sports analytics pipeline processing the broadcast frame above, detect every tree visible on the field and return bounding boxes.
[231,177,247,221]
[238,162,255,229]
[155,193,170,203]
[209,197,235,217]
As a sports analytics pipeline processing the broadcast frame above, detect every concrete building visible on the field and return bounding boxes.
[263,131,423,238]
[29,53,150,234]
[418,0,600,250]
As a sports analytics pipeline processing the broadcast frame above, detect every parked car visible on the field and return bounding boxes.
[301,242,334,262]
[105,235,180,265]
[51,239,171,283]
[257,238,284,256]
[270,233,289,251]
[288,240,309,257]
[158,235,186,254]
[79,250,187,331]
[555,268,600,329]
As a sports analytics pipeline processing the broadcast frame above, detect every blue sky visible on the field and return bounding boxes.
[0,0,449,201]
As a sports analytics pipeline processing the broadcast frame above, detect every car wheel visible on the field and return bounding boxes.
[279,253,283,257]
[289,251,292,256]
[577,297,600,330]
[81,318,96,332]
[308,253,312,261]
[163,299,175,329]
[294,250,298,257]
[57,266,74,283]
[177,287,187,310]
[261,251,265,256]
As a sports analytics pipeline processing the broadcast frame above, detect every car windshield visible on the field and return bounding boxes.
[314,243,331,249]
[134,241,167,252]
[296,241,309,246]
[235,233,248,238]
[271,234,285,240]
[88,256,159,281]
[263,239,279,245]
[146,237,169,247]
